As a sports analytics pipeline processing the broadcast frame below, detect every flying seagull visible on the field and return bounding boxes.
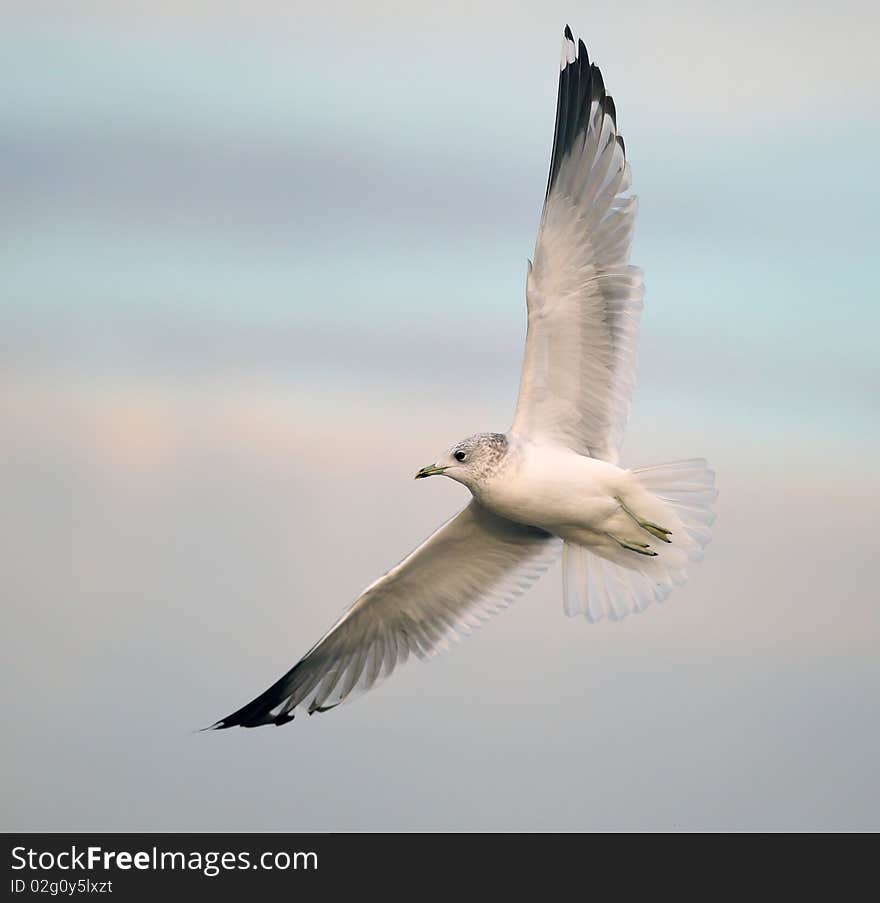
[210,26,716,729]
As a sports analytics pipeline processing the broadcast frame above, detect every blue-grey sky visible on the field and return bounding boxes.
[2,1,878,830]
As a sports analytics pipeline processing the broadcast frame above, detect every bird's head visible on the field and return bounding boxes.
[415,432,509,489]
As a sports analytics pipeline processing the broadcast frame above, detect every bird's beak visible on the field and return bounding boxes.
[415,464,448,479]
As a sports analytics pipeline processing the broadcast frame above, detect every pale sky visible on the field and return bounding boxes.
[2,1,878,830]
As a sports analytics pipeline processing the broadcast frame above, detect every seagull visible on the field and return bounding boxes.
[210,26,716,729]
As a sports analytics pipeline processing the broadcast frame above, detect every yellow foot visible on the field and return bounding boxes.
[615,496,672,543]
[607,532,658,557]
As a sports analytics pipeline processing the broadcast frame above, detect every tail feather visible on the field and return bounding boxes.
[562,458,716,622]
[635,458,717,563]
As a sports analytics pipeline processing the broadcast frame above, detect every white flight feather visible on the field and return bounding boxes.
[214,502,559,726]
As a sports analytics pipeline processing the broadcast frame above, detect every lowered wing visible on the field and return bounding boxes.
[211,502,559,727]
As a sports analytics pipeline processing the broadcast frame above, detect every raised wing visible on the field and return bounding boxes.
[211,502,559,728]
[512,27,643,464]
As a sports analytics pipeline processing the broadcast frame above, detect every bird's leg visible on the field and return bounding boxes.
[606,532,658,557]
[615,496,672,543]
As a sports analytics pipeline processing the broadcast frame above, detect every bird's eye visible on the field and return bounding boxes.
[454,451,466,462]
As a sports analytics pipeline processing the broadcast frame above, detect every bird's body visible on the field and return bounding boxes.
[209,26,717,730]
[445,435,708,607]
[473,436,627,538]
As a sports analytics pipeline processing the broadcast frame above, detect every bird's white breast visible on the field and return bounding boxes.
[474,437,629,533]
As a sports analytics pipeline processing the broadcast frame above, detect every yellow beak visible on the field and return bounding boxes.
[414,464,448,479]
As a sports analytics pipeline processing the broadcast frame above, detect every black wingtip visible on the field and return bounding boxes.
[605,94,617,128]
[202,711,293,730]
[199,719,227,732]
[590,62,605,101]
[564,24,573,41]
[307,700,342,716]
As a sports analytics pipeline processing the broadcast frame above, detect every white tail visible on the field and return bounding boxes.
[562,459,717,622]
